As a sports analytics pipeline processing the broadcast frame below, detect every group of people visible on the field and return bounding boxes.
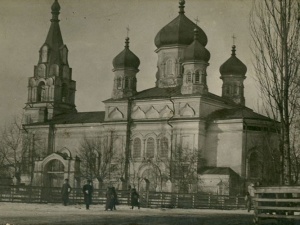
[61,179,141,210]
[61,179,93,209]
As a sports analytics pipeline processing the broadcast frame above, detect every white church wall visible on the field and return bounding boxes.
[205,120,243,175]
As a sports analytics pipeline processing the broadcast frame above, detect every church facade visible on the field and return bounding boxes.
[22,0,279,195]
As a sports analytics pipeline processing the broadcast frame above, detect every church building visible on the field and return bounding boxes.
[22,0,279,195]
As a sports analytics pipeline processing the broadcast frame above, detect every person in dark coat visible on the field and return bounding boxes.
[111,186,118,210]
[130,188,140,209]
[105,187,114,211]
[61,179,72,206]
[82,180,93,210]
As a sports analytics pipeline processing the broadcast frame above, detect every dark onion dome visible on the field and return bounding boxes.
[154,0,208,48]
[184,29,210,62]
[112,37,140,70]
[220,45,247,76]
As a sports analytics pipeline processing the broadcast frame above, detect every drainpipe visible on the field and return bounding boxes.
[124,97,133,190]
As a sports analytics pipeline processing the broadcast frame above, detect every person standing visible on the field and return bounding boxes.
[245,191,252,212]
[105,187,113,211]
[61,179,72,206]
[130,188,140,209]
[111,186,118,210]
[82,180,93,210]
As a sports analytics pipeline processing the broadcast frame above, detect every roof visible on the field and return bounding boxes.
[154,2,207,48]
[220,46,247,76]
[207,107,272,121]
[184,29,210,62]
[199,167,240,177]
[112,38,140,70]
[103,87,238,106]
[27,111,105,126]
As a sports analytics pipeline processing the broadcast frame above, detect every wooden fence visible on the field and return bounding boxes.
[253,186,300,224]
[0,185,247,209]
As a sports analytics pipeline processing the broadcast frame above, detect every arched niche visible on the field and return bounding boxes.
[145,106,159,119]
[180,103,195,117]
[160,105,173,118]
[109,107,124,119]
[132,107,145,119]
[37,64,46,78]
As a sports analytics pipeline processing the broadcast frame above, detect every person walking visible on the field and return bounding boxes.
[130,188,140,209]
[105,187,114,211]
[245,191,252,212]
[61,179,72,206]
[82,180,93,210]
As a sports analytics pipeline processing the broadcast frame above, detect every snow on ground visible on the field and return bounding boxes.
[0,202,255,225]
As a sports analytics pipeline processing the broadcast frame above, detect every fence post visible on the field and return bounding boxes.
[208,193,211,208]
[146,191,149,208]
[160,193,163,208]
[176,194,179,208]
[236,195,239,209]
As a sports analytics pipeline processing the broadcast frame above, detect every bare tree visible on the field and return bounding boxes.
[78,133,119,186]
[0,116,44,185]
[250,0,300,184]
[162,145,199,193]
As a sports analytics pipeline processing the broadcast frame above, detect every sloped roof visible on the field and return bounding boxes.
[207,107,272,121]
[26,111,105,126]
[199,167,240,177]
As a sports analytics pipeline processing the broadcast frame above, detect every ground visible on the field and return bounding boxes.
[0,202,263,225]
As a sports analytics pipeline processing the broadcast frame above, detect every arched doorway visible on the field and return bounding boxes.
[140,168,158,192]
[44,159,65,187]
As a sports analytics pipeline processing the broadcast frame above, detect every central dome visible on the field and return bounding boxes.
[154,1,207,48]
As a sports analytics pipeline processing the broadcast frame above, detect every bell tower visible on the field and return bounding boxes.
[24,0,77,124]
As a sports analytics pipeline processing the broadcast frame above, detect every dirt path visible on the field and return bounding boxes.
[0,202,255,225]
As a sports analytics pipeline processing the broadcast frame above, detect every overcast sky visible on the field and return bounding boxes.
[0,0,257,128]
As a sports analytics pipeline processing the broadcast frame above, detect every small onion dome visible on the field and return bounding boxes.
[219,45,247,76]
[184,29,210,62]
[112,37,140,70]
[154,0,207,48]
[51,0,61,13]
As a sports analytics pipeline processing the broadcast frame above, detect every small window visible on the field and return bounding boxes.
[165,59,173,75]
[125,77,129,88]
[37,82,45,102]
[194,71,200,83]
[187,72,192,83]
[61,83,68,102]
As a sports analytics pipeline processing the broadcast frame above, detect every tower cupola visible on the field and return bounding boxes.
[111,37,140,99]
[113,37,140,70]
[220,45,247,105]
[181,29,210,95]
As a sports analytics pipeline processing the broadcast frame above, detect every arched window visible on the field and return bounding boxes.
[146,137,155,158]
[117,77,122,89]
[194,71,200,83]
[37,82,45,102]
[47,160,64,172]
[160,137,168,158]
[186,72,192,83]
[61,83,68,102]
[249,152,263,178]
[165,59,173,75]
[125,77,129,88]
[133,138,141,158]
